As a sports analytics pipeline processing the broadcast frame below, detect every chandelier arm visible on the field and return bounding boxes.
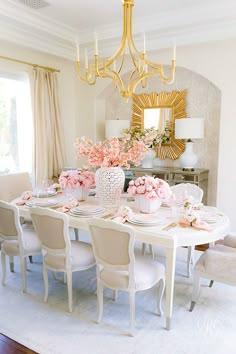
[76,62,97,85]
[145,59,176,83]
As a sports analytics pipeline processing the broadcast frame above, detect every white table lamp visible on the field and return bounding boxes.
[105,119,130,138]
[175,118,204,170]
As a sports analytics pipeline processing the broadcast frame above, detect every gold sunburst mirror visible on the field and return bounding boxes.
[132,89,187,160]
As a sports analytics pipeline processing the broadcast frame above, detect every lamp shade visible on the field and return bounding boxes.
[105,120,130,138]
[175,118,204,140]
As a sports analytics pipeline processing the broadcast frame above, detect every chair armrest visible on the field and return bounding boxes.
[205,248,236,282]
[223,233,236,248]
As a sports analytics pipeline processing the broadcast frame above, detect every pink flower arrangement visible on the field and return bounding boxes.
[74,135,151,169]
[127,175,171,200]
[58,169,95,190]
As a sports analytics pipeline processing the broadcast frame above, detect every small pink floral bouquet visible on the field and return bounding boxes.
[58,168,95,190]
[127,175,171,200]
[74,134,153,169]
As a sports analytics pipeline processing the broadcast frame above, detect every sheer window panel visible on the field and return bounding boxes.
[0,74,33,175]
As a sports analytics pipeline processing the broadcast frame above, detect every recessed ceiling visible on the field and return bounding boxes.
[0,0,236,60]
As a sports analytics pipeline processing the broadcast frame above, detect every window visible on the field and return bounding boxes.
[0,73,33,174]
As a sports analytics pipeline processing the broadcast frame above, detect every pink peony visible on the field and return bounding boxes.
[127,175,171,200]
[58,169,95,190]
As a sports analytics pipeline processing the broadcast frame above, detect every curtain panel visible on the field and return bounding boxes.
[30,68,65,187]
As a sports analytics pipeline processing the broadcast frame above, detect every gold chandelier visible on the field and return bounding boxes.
[76,0,176,100]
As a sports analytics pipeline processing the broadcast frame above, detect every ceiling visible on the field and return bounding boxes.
[0,0,236,60]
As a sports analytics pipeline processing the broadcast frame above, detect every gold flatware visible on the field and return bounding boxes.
[162,222,177,231]
[100,213,114,219]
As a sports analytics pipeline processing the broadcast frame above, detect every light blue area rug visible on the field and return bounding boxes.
[0,234,235,354]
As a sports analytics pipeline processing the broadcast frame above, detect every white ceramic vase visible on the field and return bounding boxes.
[73,185,89,201]
[135,195,162,213]
[95,167,125,207]
[141,148,155,169]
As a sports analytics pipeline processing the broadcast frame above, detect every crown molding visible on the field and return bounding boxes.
[0,0,236,61]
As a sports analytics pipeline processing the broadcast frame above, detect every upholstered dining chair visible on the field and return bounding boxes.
[171,183,204,277]
[30,207,96,312]
[0,172,32,203]
[88,218,166,336]
[0,200,41,292]
[190,233,236,311]
[0,172,34,269]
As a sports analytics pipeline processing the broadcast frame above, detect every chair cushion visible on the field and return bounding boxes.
[1,240,19,256]
[195,244,236,282]
[22,229,41,254]
[100,256,165,291]
[44,241,95,271]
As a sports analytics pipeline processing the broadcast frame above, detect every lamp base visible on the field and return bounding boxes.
[179,141,198,170]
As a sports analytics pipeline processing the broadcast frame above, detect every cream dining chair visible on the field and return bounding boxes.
[0,172,34,270]
[0,172,32,203]
[0,200,41,292]
[88,218,166,336]
[171,183,203,277]
[190,233,236,311]
[30,207,96,312]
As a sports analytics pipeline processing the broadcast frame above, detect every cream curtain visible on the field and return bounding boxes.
[30,67,65,187]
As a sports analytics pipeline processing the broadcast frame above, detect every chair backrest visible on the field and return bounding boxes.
[30,207,71,255]
[0,172,32,202]
[88,218,136,286]
[0,200,22,242]
[171,183,203,205]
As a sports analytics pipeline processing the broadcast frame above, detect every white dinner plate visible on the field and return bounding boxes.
[33,190,57,198]
[199,212,220,223]
[26,199,58,207]
[127,215,165,226]
[71,205,105,214]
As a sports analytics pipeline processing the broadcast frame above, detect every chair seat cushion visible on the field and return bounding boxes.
[2,229,41,256]
[22,229,41,254]
[44,241,95,271]
[195,244,236,282]
[100,256,165,291]
[1,240,19,256]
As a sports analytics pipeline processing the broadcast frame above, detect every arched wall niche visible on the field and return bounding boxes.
[96,66,221,206]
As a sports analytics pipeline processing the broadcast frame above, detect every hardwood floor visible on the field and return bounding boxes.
[0,334,38,354]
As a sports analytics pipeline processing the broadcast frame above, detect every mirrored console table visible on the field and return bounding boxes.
[124,167,209,205]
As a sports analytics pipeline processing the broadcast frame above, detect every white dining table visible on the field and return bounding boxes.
[16,196,230,330]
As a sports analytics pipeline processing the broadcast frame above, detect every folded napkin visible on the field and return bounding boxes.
[57,198,79,213]
[15,191,33,206]
[112,205,133,223]
[178,218,212,231]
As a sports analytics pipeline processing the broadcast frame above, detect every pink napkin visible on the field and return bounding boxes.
[178,218,212,231]
[57,198,79,213]
[15,191,33,206]
[112,205,133,223]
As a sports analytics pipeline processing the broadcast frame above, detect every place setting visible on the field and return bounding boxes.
[126,213,165,227]
[69,204,106,218]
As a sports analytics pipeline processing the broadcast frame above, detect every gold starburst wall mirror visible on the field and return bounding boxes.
[131,89,188,160]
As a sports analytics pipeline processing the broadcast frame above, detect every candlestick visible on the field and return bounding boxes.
[94,32,98,55]
[75,39,80,62]
[85,49,88,69]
